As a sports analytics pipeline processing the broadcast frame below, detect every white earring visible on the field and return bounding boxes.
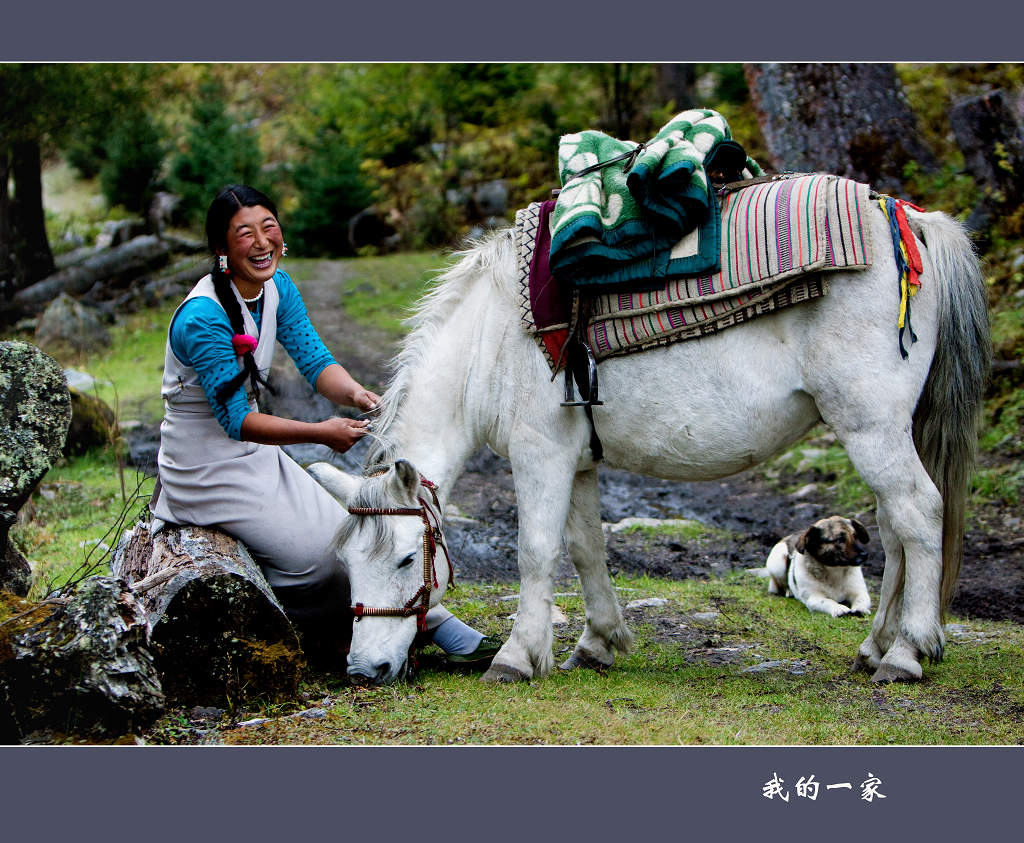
[281,243,289,257]
[218,254,229,273]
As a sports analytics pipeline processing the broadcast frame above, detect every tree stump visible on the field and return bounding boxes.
[0,341,71,596]
[0,577,165,743]
[111,522,304,706]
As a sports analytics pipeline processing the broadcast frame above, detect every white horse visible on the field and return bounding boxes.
[309,197,990,687]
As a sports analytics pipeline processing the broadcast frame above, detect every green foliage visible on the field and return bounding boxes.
[286,129,373,257]
[61,65,163,181]
[98,105,166,214]
[169,74,264,226]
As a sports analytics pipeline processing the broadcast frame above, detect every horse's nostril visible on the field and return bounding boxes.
[375,662,391,682]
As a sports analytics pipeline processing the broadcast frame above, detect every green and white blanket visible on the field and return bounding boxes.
[550,109,762,289]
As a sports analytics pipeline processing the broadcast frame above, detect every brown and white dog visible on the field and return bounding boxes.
[765,516,872,617]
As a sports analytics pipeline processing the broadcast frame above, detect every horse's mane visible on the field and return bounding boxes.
[365,227,516,468]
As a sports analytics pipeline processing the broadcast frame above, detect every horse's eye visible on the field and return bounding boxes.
[398,553,415,569]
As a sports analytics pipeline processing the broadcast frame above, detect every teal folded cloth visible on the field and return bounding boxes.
[550,109,761,289]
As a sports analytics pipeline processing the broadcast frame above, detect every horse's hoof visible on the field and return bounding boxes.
[851,653,875,674]
[559,650,613,672]
[481,662,531,683]
[871,662,922,684]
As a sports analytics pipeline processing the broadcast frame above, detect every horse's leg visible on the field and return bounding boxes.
[560,468,633,671]
[482,429,578,683]
[839,428,944,682]
[854,502,903,671]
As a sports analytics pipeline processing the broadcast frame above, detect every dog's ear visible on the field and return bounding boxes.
[851,519,870,545]
[796,526,820,555]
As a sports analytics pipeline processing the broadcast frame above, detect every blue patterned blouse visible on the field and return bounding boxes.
[170,269,337,440]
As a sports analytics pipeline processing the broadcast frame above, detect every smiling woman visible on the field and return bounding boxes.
[149,184,497,673]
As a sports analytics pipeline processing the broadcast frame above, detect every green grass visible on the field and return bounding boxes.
[202,574,1024,746]
[331,251,446,337]
[10,450,154,600]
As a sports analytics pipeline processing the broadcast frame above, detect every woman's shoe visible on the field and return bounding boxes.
[443,635,502,671]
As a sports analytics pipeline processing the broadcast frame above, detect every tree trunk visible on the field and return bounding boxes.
[0,148,13,301]
[3,234,171,318]
[11,139,55,287]
[111,522,304,706]
[743,63,938,194]
[655,64,696,113]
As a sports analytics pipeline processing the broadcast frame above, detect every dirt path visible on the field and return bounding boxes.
[281,259,1024,626]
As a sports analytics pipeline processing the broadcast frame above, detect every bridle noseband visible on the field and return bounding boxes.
[346,475,454,633]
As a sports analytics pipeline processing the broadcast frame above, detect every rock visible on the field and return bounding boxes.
[473,180,508,218]
[148,192,180,236]
[691,611,721,623]
[950,89,1024,236]
[625,597,669,610]
[348,205,399,253]
[0,342,71,593]
[126,423,160,477]
[0,577,165,742]
[64,388,117,457]
[95,218,148,249]
[0,541,31,598]
[34,293,111,353]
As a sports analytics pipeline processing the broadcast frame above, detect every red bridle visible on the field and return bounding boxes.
[346,475,454,633]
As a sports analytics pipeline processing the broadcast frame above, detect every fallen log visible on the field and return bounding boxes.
[6,235,172,316]
[0,577,165,743]
[87,257,207,315]
[111,521,304,706]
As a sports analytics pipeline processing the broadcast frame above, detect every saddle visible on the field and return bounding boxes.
[517,172,879,426]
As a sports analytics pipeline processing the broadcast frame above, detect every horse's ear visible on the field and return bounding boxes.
[851,519,870,545]
[391,459,421,506]
[307,462,362,506]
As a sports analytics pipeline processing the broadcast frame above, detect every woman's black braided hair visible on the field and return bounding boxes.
[206,184,278,406]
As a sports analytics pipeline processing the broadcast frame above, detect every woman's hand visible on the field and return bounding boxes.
[317,417,371,453]
[351,387,382,414]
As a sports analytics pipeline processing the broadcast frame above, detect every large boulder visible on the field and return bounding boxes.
[0,342,72,595]
[34,293,111,354]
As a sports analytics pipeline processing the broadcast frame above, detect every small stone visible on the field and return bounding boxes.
[625,597,669,610]
[691,611,721,623]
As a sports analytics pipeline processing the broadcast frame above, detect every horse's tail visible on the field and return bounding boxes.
[908,210,991,619]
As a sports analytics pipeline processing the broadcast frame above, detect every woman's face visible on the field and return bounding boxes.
[220,204,284,289]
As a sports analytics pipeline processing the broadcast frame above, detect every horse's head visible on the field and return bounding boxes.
[308,459,452,685]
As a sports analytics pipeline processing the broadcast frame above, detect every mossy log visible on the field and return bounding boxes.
[0,577,165,743]
[111,522,303,706]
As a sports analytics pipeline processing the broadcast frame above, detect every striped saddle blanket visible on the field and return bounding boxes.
[517,173,874,371]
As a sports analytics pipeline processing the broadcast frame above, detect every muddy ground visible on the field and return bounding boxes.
[146,258,1024,627]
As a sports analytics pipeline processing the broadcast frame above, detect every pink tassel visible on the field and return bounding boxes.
[231,334,258,355]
